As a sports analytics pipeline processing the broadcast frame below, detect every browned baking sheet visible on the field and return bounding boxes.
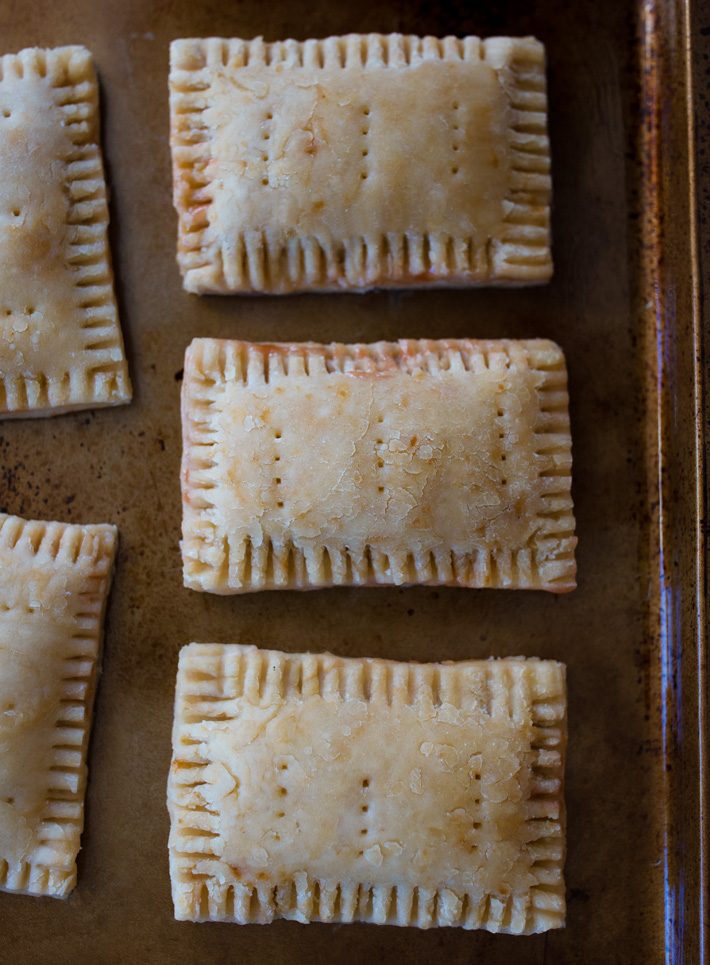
[0,0,706,962]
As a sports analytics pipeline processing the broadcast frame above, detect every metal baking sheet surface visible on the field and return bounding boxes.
[0,0,705,961]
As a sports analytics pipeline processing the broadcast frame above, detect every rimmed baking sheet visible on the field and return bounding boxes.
[0,0,705,961]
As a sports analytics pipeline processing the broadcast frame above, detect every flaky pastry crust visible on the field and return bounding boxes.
[168,644,566,932]
[170,34,551,293]
[181,338,576,594]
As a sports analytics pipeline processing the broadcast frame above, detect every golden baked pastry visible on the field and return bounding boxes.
[0,513,117,897]
[168,644,566,932]
[0,46,131,417]
[170,34,551,293]
[181,338,576,593]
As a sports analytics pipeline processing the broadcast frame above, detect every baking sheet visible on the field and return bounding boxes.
[0,0,704,961]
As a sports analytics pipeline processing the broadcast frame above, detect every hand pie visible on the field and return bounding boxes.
[170,34,551,293]
[0,46,131,418]
[168,644,567,932]
[0,513,117,897]
[181,338,576,594]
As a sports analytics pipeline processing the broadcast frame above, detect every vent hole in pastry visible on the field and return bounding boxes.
[266,112,273,120]
[452,102,459,110]
[362,148,368,157]
[279,763,288,770]
[360,828,367,835]
[275,478,281,485]
[377,459,384,468]
[378,486,384,493]
[25,306,34,315]
[452,124,459,132]
[497,410,504,418]
[2,110,10,118]
[279,787,287,796]
[451,166,459,175]
[473,821,482,830]
[274,454,280,462]
[501,479,507,486]
[362,778,370,788]
[275,431,282,439]
[377,415,384,423]
[4,309,10,316]
[12,208,20,217]
[3,797,13,805]
[501,454,507,461]
[362,106,370,116]
[277,811,285,818]
[277,500,284,508]
[361,173,368,180]
[361,805,368,812]
[262,178,269,186]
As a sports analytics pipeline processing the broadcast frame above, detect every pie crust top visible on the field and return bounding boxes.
[0,512,117,898]
[181,338,576,594]
[168,644,566,933]
[0,46,131,417]
[170,34,551,293]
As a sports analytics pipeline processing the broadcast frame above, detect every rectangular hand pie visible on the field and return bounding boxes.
[170,34,551,293]
[0,46,131,417]
[181,338,576,594]
[0,513,117,897]
[168,644,566,932]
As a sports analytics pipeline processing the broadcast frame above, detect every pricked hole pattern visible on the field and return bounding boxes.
[181,338,575,593]
[451,101,461,174]
[261,109,273,186]
[168,646,566,932]
[169,35,551,293]
[0,511,116,898]
[0,46,129,416]
[360,105,370,181]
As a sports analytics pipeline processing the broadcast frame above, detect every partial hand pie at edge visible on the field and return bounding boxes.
[0,46,131,418]
[0,512,117,897]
